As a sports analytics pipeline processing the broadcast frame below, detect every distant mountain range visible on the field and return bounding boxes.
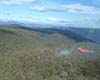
[68,27,100,44]
[0,20,100,44]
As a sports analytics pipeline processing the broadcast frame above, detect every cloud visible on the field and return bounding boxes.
[46,17,61,22]
[46,17,68,23]
[9,15,100,28]
[65,4,100,14]
[31,6,47,12]
[16,16,69,24]
[31,6,66,12]
[17,16,43,22]
[17,16,100,27]
[31,4,100,14]
[0,0,39,5]
[70,18,100,28]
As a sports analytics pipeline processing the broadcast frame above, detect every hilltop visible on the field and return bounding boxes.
[0,25,77,54]
[0,24,100,80]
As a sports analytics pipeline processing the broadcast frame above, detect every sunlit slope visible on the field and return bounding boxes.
[0,27,76,54]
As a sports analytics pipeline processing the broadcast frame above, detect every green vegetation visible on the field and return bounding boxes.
[0,27,76,53]
[0,27,100,80]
